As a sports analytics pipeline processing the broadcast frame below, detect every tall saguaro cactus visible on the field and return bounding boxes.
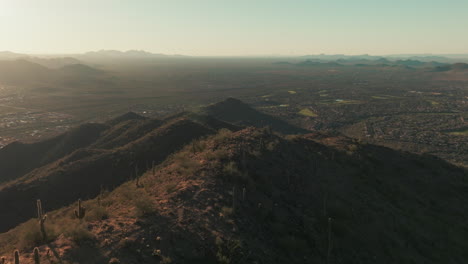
[36,200,47,241]
[232,186,237,212]
[14,250,19,264]
[33,248,40,264]
[327,217,333,264]
[74,199,86,219]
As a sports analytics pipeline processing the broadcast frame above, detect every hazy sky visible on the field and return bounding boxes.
[0,0,467,56]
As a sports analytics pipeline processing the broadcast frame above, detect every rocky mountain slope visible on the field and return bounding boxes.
[0,99,467,264]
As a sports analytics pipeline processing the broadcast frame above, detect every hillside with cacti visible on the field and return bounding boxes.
[0,99,467,263]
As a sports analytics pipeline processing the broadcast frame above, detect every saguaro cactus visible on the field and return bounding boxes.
[327,217,333,264]
[74,199,86,219]
[232,186,237,212]
[135,164,142,188]
[36,200,47,241]
[33,248,40,264]
[14,250,19,264]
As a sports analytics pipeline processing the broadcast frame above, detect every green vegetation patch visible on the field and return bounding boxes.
[335,99,364,104]
[449,129,468,136]
[372,95,402,100]
[298,108,317,117]
[371,96,390,100]
[258,104,289,109]
[320,99,364,105]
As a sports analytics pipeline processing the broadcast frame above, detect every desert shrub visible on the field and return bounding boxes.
[17,220,43,249]
[173,152,199,176]
[285,134,301,141]
[17,218,58,249]
[277,235,309,254]
[134,197,155,217]
[205,149,230,161]
[266,141,276,151]
[222,162,248,183]
[161,256,173,264]
[117,237,135,249]
[108,258,121,264]
[223,162,240,176]
[215,237,243,264]
[119,183,140,201]
[165,183,178,194]
[191,139,207,153]
[212,128,233,144]
[221,207,234,217]
[250,149,262,157]
[84,206,109,221]
[65,222,94,244]
[345,144,360,155]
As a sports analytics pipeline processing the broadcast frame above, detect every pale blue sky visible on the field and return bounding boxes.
[0,0,467,55]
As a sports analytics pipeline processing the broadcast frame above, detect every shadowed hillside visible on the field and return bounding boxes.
[202,98,309,134]
[0,123,108,183]
[0,126,466,263]
[0,99,467,264]
[0,118,215,233]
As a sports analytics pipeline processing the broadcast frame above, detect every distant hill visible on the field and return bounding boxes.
[0,59,109,86]
[57,63,104,76]
[299,54,468,64]
[80,50,187,61]
[0,59,53,84]
[395,59,425,67]
[301,54,381,61]
[296,59,343,67]
[106,111,147,126]
[0,51,82,68]
[26,57,82,68]
[434,62,468,72]
[0,51,28,60]
[201,98,309,134]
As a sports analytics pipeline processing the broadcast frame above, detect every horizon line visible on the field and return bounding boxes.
[1,50,468,58]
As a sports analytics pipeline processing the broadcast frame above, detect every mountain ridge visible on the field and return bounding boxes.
[0,98,466,263]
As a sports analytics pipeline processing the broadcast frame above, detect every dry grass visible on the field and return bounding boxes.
[65,221,95,244]
[212,128,233,144]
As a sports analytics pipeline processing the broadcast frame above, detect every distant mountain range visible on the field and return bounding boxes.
[0,50,188,67]
[0,51,81,68]
[1,50,468,63]
[80,49,187,59]
[300,54,468,63]
[0,59,110,86]
[287,58,468,71]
